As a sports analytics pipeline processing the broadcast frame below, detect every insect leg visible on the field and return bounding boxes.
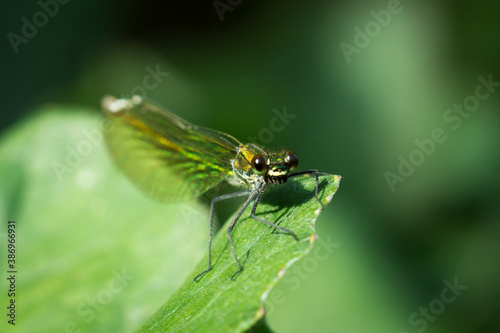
[289,169,329,210]
[226,188,260,280]
[194,189,251,282]
[250,182,299,241]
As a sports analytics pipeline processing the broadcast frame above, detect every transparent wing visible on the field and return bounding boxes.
[102,95,241,202]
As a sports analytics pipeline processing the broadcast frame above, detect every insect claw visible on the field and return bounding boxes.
[231,268,243,280]
[194,269,210,282]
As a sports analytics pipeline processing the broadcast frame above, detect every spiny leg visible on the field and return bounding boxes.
[250,182,299,241]
[194,189,251,282]
[289,169,328,210]
[227,188,260,280]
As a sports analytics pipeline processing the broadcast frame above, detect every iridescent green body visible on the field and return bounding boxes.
[102,95,335,280]
[102,95,300,201]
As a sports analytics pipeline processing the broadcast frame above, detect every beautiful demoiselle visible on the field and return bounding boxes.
[102,95,340,280]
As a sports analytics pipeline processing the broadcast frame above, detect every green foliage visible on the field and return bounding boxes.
[140,175,340,332]
[0,109,340,333]
[0,109,207,332]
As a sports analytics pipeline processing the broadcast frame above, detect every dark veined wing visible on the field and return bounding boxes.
[102,95,241,202]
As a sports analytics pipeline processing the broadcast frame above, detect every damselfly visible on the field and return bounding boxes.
[102,95,339,280]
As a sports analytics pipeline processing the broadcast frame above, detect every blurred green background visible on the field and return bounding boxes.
[1,1,499,332]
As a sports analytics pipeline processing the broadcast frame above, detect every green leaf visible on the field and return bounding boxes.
[0,109,209,332]
[0,108,340,333]
[140,173,341,332]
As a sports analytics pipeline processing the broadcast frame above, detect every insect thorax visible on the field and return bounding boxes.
[229,143,266,187]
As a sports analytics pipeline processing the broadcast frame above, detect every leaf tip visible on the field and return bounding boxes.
[258,306,266,317]
[308,233,318,247]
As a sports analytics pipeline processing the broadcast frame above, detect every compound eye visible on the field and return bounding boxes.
[285,151,299,172]
[251,154,267,176]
